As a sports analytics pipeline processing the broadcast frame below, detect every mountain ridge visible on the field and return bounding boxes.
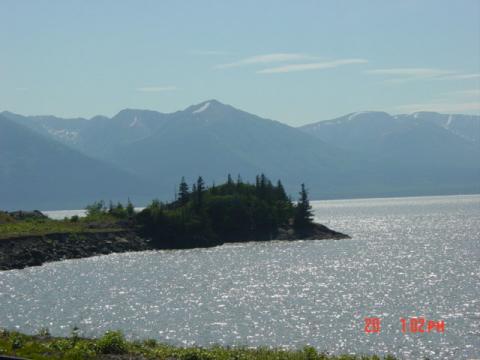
[0,115,154,210]
[2,101,479,209]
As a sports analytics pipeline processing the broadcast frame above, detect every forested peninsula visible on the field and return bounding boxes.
[0,175,349,270]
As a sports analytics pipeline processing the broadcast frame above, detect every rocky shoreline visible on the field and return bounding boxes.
[0,224,349,271]
[277,223,350,240]
[0,231,153,271]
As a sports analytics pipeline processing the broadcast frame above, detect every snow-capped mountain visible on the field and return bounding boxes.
[2,102,479,209]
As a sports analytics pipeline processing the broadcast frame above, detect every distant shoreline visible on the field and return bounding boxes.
[40,193,480,216]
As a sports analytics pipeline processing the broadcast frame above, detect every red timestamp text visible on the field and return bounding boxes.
[400,317,445,333]
[364,317,445,334]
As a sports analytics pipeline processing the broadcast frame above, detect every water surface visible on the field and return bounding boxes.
[1,195,479,359]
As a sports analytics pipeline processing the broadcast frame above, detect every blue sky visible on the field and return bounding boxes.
[0,0,479,125]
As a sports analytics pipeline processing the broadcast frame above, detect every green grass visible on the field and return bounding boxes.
[0,216,123,240]
[0,329,397,360]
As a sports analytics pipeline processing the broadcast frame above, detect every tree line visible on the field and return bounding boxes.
[85,174,314,248]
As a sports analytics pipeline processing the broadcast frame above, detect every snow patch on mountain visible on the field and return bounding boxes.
[193,102,210,114]
[47,128,79,142]
[129,116,140,128]
[446,115,453,128]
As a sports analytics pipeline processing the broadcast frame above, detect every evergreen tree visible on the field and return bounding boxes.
[276,180,288,201]
[260,174,267,189]
[135,173,318,249]
[293,183,313,234]
[108,200,114,214]
[126,198,135,218]
[178,177,190,206]
[257,173,269,200]
[196,176,205,209]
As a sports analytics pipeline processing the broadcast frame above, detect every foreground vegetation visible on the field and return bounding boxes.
[0,329,397,360]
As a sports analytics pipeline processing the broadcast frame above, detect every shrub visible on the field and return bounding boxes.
[180,348,214,360]
[143,338,157,347]
[37,327,50,337]
[0,212,15,224]
[49,339,73,352]
[85,201,106,218]
[70,326,80,345]
[10,333,24,350]
[303,346,318,360]
[96,330,128,354]
[64,341,96,360]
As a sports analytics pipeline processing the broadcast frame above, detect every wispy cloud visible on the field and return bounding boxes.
[366,67,479,82]
[257,59,368,74]
[190,50,231,56]
[395,101,480,114]
[366,68,454,77]
[135,86,177,92]
[436,73,480,80]
[446,89,480,97]
[215,53,312,69]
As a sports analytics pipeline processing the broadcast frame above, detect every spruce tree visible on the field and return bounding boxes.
[196,176,205,209]
[126,198,135,218]
[276,180,288,201]
[260,174,267,189]
[293,183,313,235]
[178,177,190,206]
[192,183,197,197]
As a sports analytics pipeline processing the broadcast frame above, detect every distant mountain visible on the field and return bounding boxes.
[2,101,365,202]
[0,110,170,160]
[2,103,479,209]
[0,115,153,210]
[399,112,480,145]
[300,111,480,196]
[109,100,360,199]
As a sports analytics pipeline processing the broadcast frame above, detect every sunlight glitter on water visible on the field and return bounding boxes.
[1,195,479,359]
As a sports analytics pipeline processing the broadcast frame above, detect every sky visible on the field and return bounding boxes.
[0,0,479,126]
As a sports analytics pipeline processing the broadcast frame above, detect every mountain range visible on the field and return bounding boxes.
[1,100,479,210]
